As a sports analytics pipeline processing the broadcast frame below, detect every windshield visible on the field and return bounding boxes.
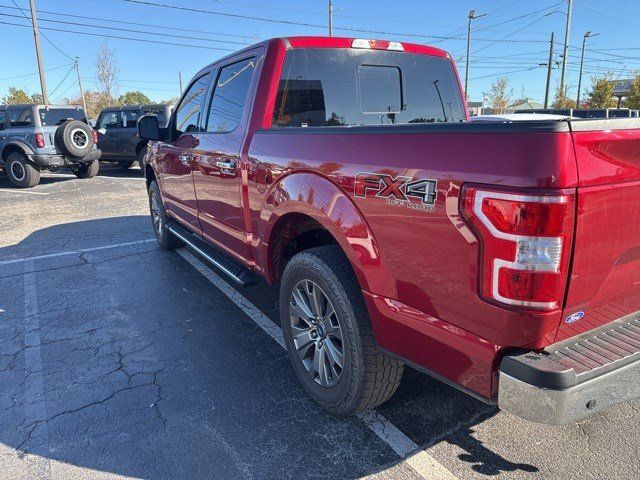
[39,108,86,126]
[272,48,466,128]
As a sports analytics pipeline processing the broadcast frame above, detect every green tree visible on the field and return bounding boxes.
[1,87,41,105]
[587,77,616,108]
[486,77,512,114]
[118,91,151,106]
[64,90,114,120]
[627,75,640,110]
[551,85,576,109]
[160,97,178,106]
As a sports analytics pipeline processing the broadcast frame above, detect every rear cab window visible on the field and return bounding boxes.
[39,108,86,126]
[272,48,465,128]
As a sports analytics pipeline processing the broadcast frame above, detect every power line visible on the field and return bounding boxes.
[48,63,75,96]
[576,1,640,30]
[0,11,252,46]
[471,66,540,80]
[8,0,73,60]
[0,3,254,40]
[0,19,237,51]
[0,62,71,81]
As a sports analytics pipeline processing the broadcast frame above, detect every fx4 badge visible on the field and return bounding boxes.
[354,173,437,212]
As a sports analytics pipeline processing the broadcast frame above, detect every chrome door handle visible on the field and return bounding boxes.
[179,154,191,166]
[215,160,236,170]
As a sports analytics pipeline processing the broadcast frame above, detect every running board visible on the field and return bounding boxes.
[168,224,259,287]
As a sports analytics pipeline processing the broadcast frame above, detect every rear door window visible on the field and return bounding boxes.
[0,111,5,130]
[8,107,33,127]
[272,48,466,127]
[206,57,256,133]
[39,108,86,126]
[121,110,139,128]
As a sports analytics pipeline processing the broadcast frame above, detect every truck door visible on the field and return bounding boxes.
[155,72,211,232]
[119,109,140,158]
[191,55,259,262]
[96,111,120,157]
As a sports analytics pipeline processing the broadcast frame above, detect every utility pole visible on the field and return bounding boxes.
[576,31,598,107]
[465,9,487,100]
[544,32,555,108]
[559,0,573,101]
[178,71,183,95]
[28,0,48,104]
[328,0,333,37]
[75,57,87,115]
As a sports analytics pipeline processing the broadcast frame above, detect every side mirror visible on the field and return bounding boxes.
[138,115,163,141]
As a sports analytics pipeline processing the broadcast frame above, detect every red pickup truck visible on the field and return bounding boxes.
[138,36,640,425]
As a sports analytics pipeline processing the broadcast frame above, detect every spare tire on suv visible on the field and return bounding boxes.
[55,120,94,158]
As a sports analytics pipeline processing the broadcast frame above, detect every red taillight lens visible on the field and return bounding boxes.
[34,132,45,148]
[92,130,98,144]
[461,187,574,310]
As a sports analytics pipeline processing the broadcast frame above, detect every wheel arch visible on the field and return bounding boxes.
[260,172,392,297]
[1,141,33,162]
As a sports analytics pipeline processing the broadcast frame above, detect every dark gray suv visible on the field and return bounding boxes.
[95,105,172,170]
[0,104,102,188]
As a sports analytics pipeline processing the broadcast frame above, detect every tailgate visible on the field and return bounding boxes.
[559,118,640,341]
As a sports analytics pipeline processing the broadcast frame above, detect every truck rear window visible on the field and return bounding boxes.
[39,108,86,126]
[272,48,465,128]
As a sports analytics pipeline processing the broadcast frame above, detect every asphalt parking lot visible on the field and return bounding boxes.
[1,164,639,480]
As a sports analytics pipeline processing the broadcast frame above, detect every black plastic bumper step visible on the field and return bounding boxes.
[168,223,259,287]
[501,314,640,390]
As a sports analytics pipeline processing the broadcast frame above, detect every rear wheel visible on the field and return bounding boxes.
[148,180,183,250]
[280,245,404,416]
[117,159,135,170]
[6,151,40,188]
[73,160,99,179]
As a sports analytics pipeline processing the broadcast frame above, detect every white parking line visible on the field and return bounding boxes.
[0,189,49,196]
[0,239,156,266]
[23,259,52,479]
[177,249,458,480]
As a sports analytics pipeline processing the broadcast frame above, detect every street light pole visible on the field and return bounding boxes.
[465,9,487,100]
[28,0,48,104]
[576,31,598,107]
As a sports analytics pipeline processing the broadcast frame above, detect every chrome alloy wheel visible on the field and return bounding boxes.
[289,280,344,388]
[150,190,163,236]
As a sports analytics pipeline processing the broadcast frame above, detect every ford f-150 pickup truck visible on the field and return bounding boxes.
[138,36,640,425]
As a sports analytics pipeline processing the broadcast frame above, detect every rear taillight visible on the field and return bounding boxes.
[461,187,575,310]
[34,132,45,148]
[92,130,98,144]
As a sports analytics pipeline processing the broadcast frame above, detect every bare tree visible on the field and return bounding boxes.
[95,41,118,99]
[486,77,513,114]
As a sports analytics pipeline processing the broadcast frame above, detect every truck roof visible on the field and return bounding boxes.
[0,104,84,110]
[193,36,450,80]
[100,104,170,112]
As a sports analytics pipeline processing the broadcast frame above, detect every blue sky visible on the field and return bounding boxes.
[1,0,639,105]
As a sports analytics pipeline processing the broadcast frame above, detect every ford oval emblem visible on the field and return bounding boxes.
[565,311,584,324]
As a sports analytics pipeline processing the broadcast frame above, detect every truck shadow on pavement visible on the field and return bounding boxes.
[0,216,538,479]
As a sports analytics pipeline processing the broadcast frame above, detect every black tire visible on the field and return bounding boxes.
[117,159,135,170]
[280,245,404,416]
[55,120,94,158]
[148,180,183,250]
[137,145,147,170]
[73,160,99,179]
[5,151,40,188]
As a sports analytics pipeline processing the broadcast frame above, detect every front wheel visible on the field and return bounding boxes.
[117,159,135,170]
[73,160,99,179]
[280,245,404,416]
[148,180,183,250]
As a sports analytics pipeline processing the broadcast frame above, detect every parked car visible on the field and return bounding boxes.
[139,36,640,425]
[95,104,172,170]
[0,104,101,187]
